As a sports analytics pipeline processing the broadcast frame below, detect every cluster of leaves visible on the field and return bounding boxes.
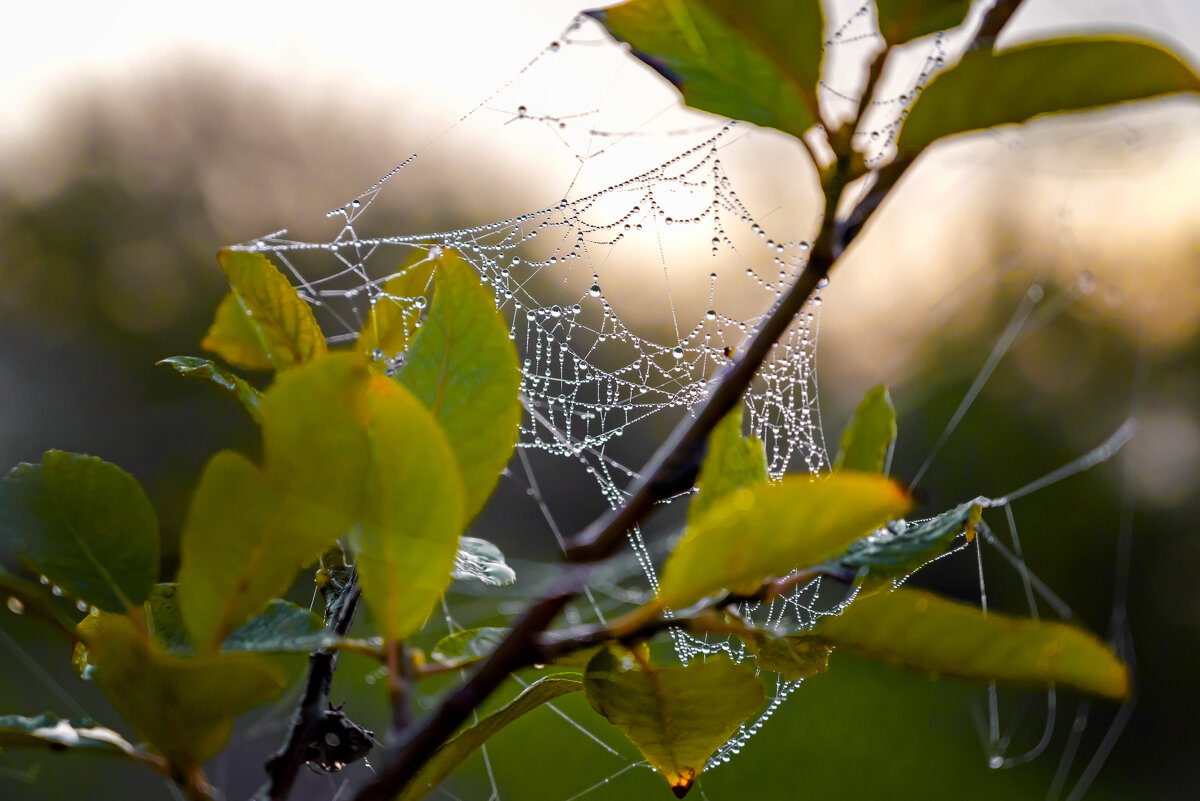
[1,1,1196,799]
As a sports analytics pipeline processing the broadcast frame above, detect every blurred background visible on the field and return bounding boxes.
[1,1,1198,799]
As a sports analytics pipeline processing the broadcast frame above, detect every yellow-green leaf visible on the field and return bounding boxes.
[357,247,438,363]
[833,384,896,474]
[688,406,767,527]
[811,586,1130,699]
[203,250,327,371]
[743,632,831,681]
[351,377,466,641]
[401,249,521,522]
[584,649,763,796]
[0,451,159,613]
[658,472,911,609]
[85,613,284,771]
[874,0,971,44]
[899,37,1200,158]
[588,0,824,140]
[398,675,583,801]
[178,354,371,651]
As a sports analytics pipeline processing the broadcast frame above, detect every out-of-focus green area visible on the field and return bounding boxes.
[0,60,1198,801]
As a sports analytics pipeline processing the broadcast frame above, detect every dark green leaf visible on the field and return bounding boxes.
[84,613,285,770]
[144,584,321,654]
[401,248,522,522]
[157,356,263,423]
[584,648,763,795]
[352,376,466,641]
[397,675,583,801]
[811,586,1130,699]
[0,567,82,640]
[833,384,896,474]
[203,250,327,371]
[832,499,982,580]
[0,451,159,613]
[0,714,138,760]
[357,247,438,363]
[430,627,507,668]
[658,472,911,609]
[177,354,371,651]
[588,0,824,140]
[899,37,1200,157]
[874,0,971,43]
[452,536,516,586]
[688,406,767,527]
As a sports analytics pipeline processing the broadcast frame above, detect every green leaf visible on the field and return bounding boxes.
[401,248,521,522]
[430,627,507,668]
[452,536,516,586]
[742,632,831,681]
[0,714,139,760]
[688,406,767,527]
[0,567,81,640]
[203,250,327,371]
[898,37,1200,158]
[811,586,1130,699]
[832,499,983,581]
[144,584,321,654]
[874,0,971,43]
[351,376,466,641]
[657,472,911,609]
[357,247,438,363]
[157,356,264,423]
[0,451,159,613]
[84,613,285,771]
[398,675,583,801]
[584,649,763,796]
[178,354,371,651]
[833,384,896,474]
[588,0,824,140]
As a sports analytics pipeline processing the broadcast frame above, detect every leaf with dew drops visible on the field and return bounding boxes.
[0,451,159,614]
[357,246,438,365]
[658,472,911,609]
[584,648,764,797]
[157,356,264,423]
[0,713,140,760]
[202,250,327,371]
[400,248,522,523]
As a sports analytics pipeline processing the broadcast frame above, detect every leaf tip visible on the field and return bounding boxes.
[669,769,695,798]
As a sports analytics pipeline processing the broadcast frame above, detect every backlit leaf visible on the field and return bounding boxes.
[874,0,971,44]
[0,451,158,613]
[397,675,583,801]
[144,584,321,654]
[688,406,767,527]
[832,498,983,581]
[742,632,831,681]
[898,38,1200,157]
[351,377,466,641]
[157,356,263,423]
[588,0,824,140]
[658,472,911,609]
[430,627,507,668]
[811,586,1130,699]
[84,613,284,770]
[178,354,371,651]
[584,649,763,796]
[203,250,327,371]
[0,714,139,760]
[357,247,438,363]
[832,384,896,474]
[401,249,521,522]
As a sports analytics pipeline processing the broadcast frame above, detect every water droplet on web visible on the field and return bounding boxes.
[549,41,560,52]
[988,755,1004,770]
[51,585,64,597]
[550,305,562,318]
[38,576,49,585]
[817,277,829,289]
[414,296,427,309]
[589,284,602,297]
[6,597,24,615]
[517,105,528,117]
[672,347,684,360]
[706,309,717,320]
[76,600,89,612]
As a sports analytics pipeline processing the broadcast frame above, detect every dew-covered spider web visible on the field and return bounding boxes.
[217,6,1140,800]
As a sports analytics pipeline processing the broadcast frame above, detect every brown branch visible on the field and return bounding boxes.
[386,640,413,737]
[263,582,362,801]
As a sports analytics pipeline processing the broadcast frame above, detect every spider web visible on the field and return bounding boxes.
[222,6,1137,800]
